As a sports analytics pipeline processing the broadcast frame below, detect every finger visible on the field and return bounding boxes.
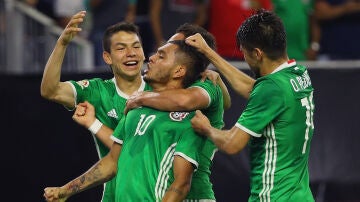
[200,73,206,82]
[77,102,87,107]
[195,110,202,116]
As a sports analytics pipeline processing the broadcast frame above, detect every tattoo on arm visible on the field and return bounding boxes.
[66,163,104,195]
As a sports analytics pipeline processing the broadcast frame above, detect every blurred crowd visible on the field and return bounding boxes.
[24,0,360,66]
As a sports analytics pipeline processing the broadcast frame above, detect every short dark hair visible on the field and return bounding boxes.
[174,23,217,87]
[236,10,286,60]
[102,22,141,53]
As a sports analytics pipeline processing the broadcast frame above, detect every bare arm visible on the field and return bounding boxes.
[185,33,255,99]
[43,143,121,201]
[162,156,194,201]
[306,11,321,60]
[191,110,250,154]
[125,87,210,114]
[315,0,360,20]
[149,0,165,48]
[72,101,114,148]
[193,1,208,27]
[40,11,87,108]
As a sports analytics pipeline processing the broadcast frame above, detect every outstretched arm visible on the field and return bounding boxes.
[185,33,255,99]
[43,143,121,201]
[73,101,114,149]
[162,156,194,202]
[191,110,250,154]
[40,11,87,108]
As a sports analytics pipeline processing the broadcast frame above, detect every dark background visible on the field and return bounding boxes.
[3,68,360,202]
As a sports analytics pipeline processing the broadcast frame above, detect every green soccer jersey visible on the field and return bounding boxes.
[236,60,315,202]
[111,107,207,202]
[186,79,225,201]
[68,77,151,202]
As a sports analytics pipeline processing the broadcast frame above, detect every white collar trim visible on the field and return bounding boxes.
[271,59,296,74]
[112,77,146,99]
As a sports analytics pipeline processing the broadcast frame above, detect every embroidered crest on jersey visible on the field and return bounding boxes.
[169,112,189,121]
[76,80,89,89]
[107,109,118,119]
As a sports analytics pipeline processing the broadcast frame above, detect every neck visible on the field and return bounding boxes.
[114,74,143,96]
[260,56,289,76]
[151,80,183,92]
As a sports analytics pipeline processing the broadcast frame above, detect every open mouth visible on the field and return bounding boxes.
[124,61,139,66]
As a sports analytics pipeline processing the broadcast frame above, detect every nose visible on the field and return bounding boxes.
[148,54,156,63]
[126,47,136,57]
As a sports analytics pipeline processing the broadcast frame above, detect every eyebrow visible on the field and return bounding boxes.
[157,49,166,55]
[114,41,141,46]
[168,40,186,46]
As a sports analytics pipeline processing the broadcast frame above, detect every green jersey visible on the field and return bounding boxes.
[68,77,151,202]
[111,107,207,201]
[236,60,315,202]
[186,79,225,201]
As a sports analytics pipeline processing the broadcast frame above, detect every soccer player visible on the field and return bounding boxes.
[44,33,219,201]
[40,11,150,202]
[188,10,315,201]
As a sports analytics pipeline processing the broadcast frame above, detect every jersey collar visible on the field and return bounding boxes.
[112,77,146,99]
[271,59,296,74]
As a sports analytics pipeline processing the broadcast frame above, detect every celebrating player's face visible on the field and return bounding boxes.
[144,43,180,84]
[104,31,145,79]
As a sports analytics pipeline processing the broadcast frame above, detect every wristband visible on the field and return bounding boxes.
[88,119,103,135]
[311,42,320,51]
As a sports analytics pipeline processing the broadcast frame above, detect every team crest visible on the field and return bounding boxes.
[76,80,90,89]
[169,112,189,121]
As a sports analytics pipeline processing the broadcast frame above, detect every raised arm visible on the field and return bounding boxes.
[162,156,194,202]
[185,33,255,99]
[43,142,121,201]
[40,11,87,108]
[72,101,114,148]
[191,110,250,154]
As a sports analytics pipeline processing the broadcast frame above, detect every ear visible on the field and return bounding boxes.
[173,65,186,79]
[103,51,112,65]
[253,48,263,61]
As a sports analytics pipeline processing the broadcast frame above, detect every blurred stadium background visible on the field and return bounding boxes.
[2,1,360,201]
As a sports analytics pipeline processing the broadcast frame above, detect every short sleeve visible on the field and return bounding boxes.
[111,116,126,145]
[67,78,102,105]
[236,79,285,137]
[175,127,206,169]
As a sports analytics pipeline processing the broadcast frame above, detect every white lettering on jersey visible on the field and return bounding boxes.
[290,70,312,92]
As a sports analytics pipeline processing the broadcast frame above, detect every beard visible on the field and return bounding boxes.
[249,65,261,79]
